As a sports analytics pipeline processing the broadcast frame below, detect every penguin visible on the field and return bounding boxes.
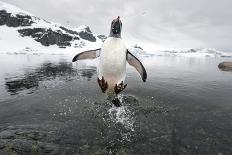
[72,16,147,106]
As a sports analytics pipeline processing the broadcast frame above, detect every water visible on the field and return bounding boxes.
[0,53,232,154]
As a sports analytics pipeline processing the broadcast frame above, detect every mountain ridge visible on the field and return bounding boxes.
[1,1,231,58]
[0,1,104,51]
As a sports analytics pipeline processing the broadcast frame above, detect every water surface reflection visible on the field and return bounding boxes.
[4,61,97,95]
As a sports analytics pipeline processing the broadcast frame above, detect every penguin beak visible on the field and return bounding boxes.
[116,16,120,22]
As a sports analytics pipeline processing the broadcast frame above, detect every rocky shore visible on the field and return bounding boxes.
[0,124,75,155]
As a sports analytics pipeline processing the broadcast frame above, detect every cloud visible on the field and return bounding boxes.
[2,0,232,51]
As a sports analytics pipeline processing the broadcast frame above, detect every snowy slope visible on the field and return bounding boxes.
[151,48,232,58]
[0,1,102,54]
[0,25,56,54]
[1,1,231,58]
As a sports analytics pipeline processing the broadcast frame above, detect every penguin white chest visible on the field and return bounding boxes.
[98,37,127,89]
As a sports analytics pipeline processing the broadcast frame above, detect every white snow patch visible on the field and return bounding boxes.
[142,48,232,58]
[0,25,63,54]
[73,25,90,33]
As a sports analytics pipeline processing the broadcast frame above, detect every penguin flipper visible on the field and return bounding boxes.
[72,49,101,62]
[126,50,147,82]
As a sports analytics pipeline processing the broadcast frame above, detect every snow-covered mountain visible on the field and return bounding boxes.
[1,1,231,58]
[152,48,232,58]
[0,1,104,54]
[127,47,232,59]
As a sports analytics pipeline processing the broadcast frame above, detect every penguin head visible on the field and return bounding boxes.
[109,16,122,38]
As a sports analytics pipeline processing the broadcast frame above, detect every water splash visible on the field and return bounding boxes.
[108,94,135,133]
[108,105,135,132]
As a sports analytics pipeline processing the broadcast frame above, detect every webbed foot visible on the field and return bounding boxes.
[114,81,127,94]
[97,77,108,93]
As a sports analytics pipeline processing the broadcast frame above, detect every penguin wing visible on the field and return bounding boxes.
[126,50,147,82]
[72,49,101,62]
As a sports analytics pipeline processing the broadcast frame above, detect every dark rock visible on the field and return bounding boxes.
[218,62,232,71]
[97,35,107,42]
[1,8,98,48]
[0,125,63,154]
[60,25,96,42]
[37,142,59,154]
[0,139,9,149]
[17,25,97,47]
[0,130,15,139]
[0,10,34,27]
[83,26,92,33]
[79,31,96,42]
[18,28,75,47]
[59,26,79,35]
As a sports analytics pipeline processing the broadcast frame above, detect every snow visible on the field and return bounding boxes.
[1,1,231,58]
[1,22,230,58]
[0,1,102,55]
[152,48,232,58]
[74,25,90,32]
[0,25,102,56]
[0,25,62,54]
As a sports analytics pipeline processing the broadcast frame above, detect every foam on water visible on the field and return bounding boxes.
[108,105,135,132]
[108,95,135,132]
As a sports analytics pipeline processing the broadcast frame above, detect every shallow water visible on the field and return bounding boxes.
[0,53,232,154]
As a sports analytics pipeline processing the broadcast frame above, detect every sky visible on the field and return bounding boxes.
[2,0,232,51]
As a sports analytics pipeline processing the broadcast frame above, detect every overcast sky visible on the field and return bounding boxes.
[2,0,232,51]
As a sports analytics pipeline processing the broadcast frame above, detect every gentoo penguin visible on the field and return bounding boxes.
[72,16,147,106]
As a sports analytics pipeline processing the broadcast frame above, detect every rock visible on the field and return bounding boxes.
[0,10,34,27]
[97,35,107,42]
[37,142,59,154]
[59,26,79,35]
[0,130,15,139]
[60,25,96,42]
[0,139,9,149]
[83,26,92,33]
[79,31,96,42]
[218,62,232,71]
[1,8,98,48]
[18,28,75,47]
[80,144,90,150]
[116,148,129,155]
[0,125,62,154]
[17,25,97,48]
[93,150,106,155]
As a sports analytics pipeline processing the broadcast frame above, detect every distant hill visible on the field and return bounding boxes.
[0,1,105,53]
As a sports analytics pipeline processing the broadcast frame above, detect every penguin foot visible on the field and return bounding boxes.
[114,81,127,94]
[112,97,121,107]
[97,77,108,93]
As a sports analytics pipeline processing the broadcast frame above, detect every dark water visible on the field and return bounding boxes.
[0,53,232,155]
